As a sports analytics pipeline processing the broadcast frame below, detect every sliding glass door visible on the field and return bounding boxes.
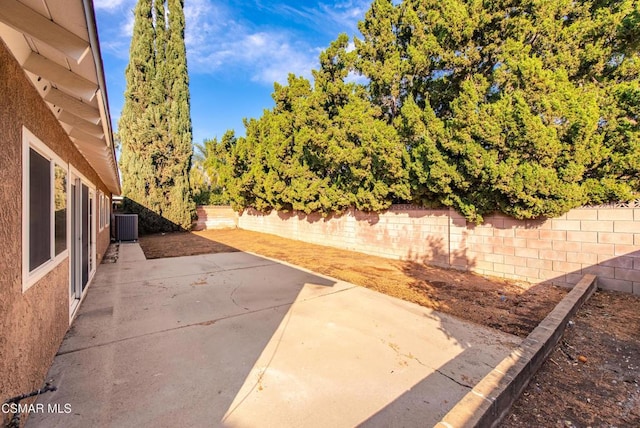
[69,173,95,316]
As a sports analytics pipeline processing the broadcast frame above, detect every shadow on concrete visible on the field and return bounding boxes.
[357,346,490,427]
[27,250,338,427]
[26,243,519,427]
[189,206,639,425]
[214,267,517,428]
[171,221,567,340]
[200,206,638,336]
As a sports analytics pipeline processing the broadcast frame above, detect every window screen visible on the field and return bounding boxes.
[29,148,51,271]
[54,165,67,255]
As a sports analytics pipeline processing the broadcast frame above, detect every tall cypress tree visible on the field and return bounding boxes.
[119,0,194,232]
[165,0,195,227]
[118,0,155,213]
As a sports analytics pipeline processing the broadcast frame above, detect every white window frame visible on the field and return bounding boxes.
[98,192,104,231]
[103,193,110,228]
[89,188,96,273]
[68,166,98,287]
[22,127,69,292]
[105,194,110,228]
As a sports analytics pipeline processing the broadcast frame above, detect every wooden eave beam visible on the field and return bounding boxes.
[58,111,104,138]
[0,0,90,63]
[95,89,112,148]
[80,152,109,162]
[44,88,101,124]
[70,128,106,149]
[73,143,106,155]
[23,52,97,102]
[74,143,110,159]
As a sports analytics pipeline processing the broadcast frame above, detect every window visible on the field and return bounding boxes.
[105,195,110,227]
[98,192,104,231]
[97,192,110,229]
[54,165,67,255]
[29,149,51,270]
[22,127,68,291]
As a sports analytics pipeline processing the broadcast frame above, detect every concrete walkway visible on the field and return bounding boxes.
[28,243,520,428]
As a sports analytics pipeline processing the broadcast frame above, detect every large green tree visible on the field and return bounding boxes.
[119,0,195,232]
[356,0,640,222]
[204,0,639,222]
[118,0,155,215]
[191,133,232,205]
[220,35,409,215]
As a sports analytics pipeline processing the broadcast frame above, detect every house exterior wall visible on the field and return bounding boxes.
[0,40,112,406]
[234,205,640,295]
[97,215,111,264]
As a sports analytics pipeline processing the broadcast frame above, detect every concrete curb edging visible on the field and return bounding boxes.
[435,274,598,428]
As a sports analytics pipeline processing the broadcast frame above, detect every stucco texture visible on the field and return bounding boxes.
[0,38,112,408]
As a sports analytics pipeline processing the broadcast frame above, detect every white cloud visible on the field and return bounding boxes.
[183,0,221,48]
[122,11,134,36]
[97,1,369,85]
[260,0,370,35]
[188,28,319,84]
[94,0,131,11]
[95,0,135,59]
[183,0,319,84]
[324,0,370,29]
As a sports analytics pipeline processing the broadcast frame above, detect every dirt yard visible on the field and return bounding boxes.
[504,290,640,427]
[137,228,639,426]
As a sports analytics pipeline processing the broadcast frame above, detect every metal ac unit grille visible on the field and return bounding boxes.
[114,214,138,241]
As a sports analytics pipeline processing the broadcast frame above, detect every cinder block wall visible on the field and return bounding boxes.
[194,206,238,230]
[448,209,639,292]
[230,207,451,266]
[233,204,640,294]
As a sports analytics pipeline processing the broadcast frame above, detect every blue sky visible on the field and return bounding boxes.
[94,0,372,147]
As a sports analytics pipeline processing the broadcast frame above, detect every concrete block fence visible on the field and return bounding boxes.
[193,205,238,230]
[196,202,640,294]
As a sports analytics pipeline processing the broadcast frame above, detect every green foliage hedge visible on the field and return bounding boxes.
[200,0,640,222]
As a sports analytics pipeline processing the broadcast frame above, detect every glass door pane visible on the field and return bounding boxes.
[81,184,89,291]
[70,181,77,305]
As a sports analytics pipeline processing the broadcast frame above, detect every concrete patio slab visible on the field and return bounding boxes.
[27,246,520,428]
[117,241,146,262]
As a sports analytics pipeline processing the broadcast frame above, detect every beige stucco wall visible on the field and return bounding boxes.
[0,39,112,406]
[97,220,111,264]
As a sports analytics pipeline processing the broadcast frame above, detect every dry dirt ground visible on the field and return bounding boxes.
[504,290,640,428]
[136,228,639,426]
